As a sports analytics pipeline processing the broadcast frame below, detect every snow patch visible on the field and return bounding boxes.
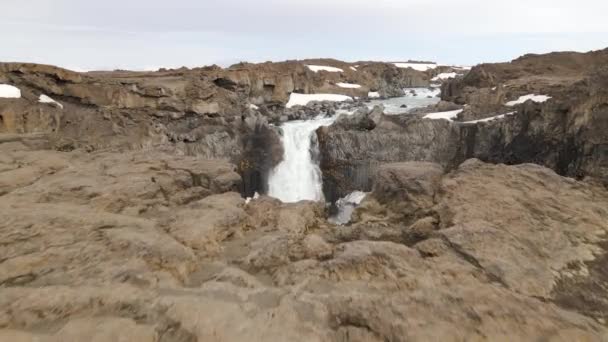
[423,109,464,121]
[394,63,438,71]
[368,91,380,98]
[431,72,458,81]
[286,93,352,108]
[349,66,357,71]
[306,65,343,73]
[0,84,21,98]
[462,112,515,124]
[336,82,361,89]
[39,94,64,109]
[506,94,551,106]
[248,103,259,110]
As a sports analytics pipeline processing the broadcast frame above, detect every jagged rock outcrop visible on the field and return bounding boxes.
[319,49,608,200]
[317,107,460,201]
[441,49,608,185]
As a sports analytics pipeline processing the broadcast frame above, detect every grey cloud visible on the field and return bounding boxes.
[1,0,607,70]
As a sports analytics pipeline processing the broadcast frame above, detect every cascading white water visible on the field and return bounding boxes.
[267,116,336,203]
[267,88,441,204]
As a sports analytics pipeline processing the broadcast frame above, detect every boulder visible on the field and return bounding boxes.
[367,162,443,222]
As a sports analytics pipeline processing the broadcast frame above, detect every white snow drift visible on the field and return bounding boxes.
[336,82,361,89]
[39,94,64,109]
[286,93,352,108]
[349,66,357,71]
[306,65,343,73]
[368,91,380,98]
[462,112,515,124]
[506,94,551,106]
[394,63,438,71]
[0,84,21,98]
[423,109,464,121]
[431,72,458,81]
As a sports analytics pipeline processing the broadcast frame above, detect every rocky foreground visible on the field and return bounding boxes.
[1,51,608,341]
[1,136,608,341]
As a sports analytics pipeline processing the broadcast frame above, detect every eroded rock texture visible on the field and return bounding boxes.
[1,133,608,341]
[1,51,608,341]
[319,49,608,200]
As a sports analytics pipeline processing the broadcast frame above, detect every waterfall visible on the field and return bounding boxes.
[267,116,336,203]
[266,88,439,204]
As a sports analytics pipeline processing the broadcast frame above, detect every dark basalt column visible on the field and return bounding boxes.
[237,123,284,197]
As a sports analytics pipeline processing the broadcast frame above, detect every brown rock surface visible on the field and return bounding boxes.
[1,50,608,341]
[1,129,607,341]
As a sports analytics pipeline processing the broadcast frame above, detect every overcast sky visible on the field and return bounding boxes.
[2,0,608,70]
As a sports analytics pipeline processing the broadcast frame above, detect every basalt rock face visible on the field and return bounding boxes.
[0,60,432,197]
[318,108,461,202]
[441,49,608,186]
[0,60,429,139]
[0,62,245,155]
[224,59,431,104]
[319,49,608,200]
[238,115,284,197]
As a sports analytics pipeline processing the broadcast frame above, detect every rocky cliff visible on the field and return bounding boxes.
[443,50,608,185]
[319,49,608,200]
[0,59,438,196]
[0,59,432,147]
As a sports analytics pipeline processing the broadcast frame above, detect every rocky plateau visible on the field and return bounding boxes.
[1,51,607,341]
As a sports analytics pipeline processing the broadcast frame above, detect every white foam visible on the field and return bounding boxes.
[423,109,464,121]
[336,82,361,89]
[286,93,352,108]
[306,65,343,73]
[405,88,441,98]
[394,63,438,71]
[329,191,368,225]
[38,94,64,109]
[245,192,260,205]
[368,91,380,98]
[506,94,551,106]
[431,72,458,81]
[0,84,21,98]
